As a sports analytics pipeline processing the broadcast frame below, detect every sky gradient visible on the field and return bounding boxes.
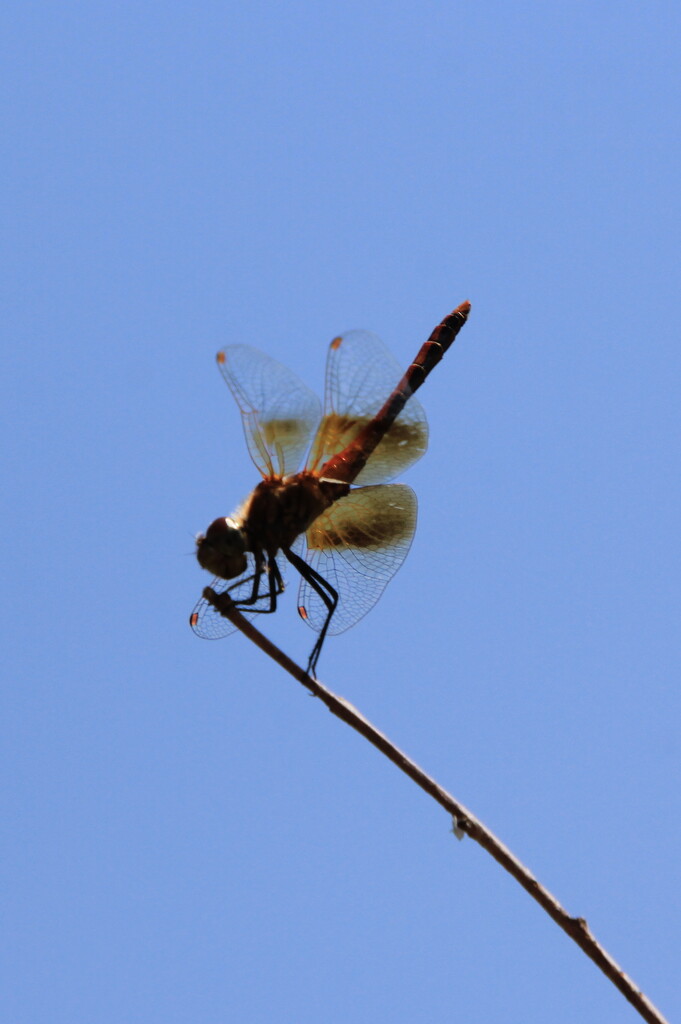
[3,3,680,1022]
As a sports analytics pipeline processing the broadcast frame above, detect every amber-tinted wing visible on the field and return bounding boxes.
[217,345,322,478]
[189,552,287,639]
[294,483,417,635]
[306,330,428,486]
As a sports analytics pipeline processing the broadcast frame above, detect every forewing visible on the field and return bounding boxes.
[217,345,321,477]
[295,484,417,635]
[307,330,428,485]
[190,552,287,639]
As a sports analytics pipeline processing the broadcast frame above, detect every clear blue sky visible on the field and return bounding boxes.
[3,3,679,1022]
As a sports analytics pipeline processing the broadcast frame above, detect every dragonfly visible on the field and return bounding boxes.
[190,300,471,676]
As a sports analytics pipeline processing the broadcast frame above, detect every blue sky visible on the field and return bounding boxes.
[2,2,679,1022]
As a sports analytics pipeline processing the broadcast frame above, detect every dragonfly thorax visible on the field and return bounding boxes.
[196,516,248,580]
[240,473,347,557]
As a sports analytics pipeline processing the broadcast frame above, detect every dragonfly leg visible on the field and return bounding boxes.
[283,547,338,678]
[203,555,286,634]
[259,555,284,613]
[226,570,259,598]
[229,555,284,614]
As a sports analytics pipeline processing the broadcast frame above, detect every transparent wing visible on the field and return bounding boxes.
[189,552,287,639]
[217,345,322,477]
[294,484,417,635]
[306,330,428,485]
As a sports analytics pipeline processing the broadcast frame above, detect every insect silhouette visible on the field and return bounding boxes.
[190,301,471,676]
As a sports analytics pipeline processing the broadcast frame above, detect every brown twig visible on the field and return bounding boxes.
[204,588,670,1024]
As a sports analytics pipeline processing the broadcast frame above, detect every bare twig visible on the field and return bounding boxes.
[204,588,669,1024]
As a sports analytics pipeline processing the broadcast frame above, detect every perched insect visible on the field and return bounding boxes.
[190,301,471,675]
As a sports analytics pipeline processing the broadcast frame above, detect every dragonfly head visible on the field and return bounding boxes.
[196,517,247,579]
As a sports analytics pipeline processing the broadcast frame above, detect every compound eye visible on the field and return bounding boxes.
[203,517,233,541]
[197,518,247,579]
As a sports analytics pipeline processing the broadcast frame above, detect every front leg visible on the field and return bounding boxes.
[207,554,284,620]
